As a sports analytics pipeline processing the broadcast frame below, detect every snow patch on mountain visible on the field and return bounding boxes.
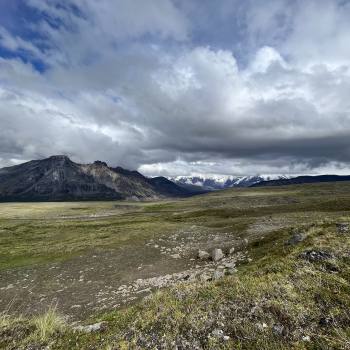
[169,175,291,190]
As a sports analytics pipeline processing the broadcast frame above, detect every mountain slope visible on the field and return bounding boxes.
[0,156,193,201]
[252,175,350,187]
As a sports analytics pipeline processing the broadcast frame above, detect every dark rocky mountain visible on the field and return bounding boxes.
[251,175,350,187]
[0,156,197,201]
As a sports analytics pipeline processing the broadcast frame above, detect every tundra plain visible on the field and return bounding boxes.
[1,182,350,349]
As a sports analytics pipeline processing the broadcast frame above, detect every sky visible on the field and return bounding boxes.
[0,0,350,176]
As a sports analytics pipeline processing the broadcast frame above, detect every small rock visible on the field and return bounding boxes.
[272,324,285,336]
[212,270,225,280]
[302,335,311,342]
[223,262,235,269]
[200,274,211,282]
[336,223,349,234]
[212,248,224,262]
[197,250,210,260]
[170,254,181,259]
[286,232,305,245]
[75,321,107,333]
[299,250,334,262]
[257,322,268,331]
[212,329,224,338]
[229,247,235,254]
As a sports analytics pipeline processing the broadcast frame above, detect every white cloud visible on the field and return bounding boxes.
[0,0,349,176]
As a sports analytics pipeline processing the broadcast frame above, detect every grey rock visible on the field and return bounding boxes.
[211,329,224,338]
[299,250,334,262]
[272,324,285,336]
[212,270,225,280]
[225,268,236,275]
[336,223,349,234]
[198,250,210,260]
[75,321,107,333]
[286,232,305,245]
[223,262,235,269]
[200,274,212,282]
[212,248,224,262]
[229,247,235,254]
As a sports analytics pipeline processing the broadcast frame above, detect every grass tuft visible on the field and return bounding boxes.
[32,305,65,342]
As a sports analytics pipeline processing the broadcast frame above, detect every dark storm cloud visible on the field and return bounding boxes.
[0,0,349,175]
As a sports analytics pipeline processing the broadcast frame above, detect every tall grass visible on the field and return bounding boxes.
[32,305,65,341]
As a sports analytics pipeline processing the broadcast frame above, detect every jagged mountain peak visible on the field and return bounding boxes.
[0,156,195,201]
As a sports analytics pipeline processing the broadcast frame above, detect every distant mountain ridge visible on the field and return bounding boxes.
[170,175,290,190]
[0,156,197,201]
[251,175,350,187]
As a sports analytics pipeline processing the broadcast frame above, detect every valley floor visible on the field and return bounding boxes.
[0,182,350,349]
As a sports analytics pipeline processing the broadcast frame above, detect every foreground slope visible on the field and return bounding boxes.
[0,156,193,201]
[0,182,349,349]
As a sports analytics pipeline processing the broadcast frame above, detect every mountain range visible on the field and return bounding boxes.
[252,175,350,187]
[0,156,198,201]
[170,175,290,190]
[1,156,349,202]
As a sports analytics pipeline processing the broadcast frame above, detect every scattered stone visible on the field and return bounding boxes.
[170,254,181,259]
[299,250,334,262]
[229,247,235,254]
[302,335,311,342]
[286,231,305,245]
[211,248,224,262]
[257,322,268,331]
[198,250,210,260]
[212,270,225,280]
[272,324,285,336]
[223,262,235,269]
[74,321,107,333]
[200,274,211,282]
[211,329,224,338]
[336,223,349,234]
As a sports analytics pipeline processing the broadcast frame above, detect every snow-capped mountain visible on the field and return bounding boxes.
[169,175,291,190]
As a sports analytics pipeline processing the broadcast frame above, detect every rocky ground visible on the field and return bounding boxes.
[1,182,350,349]
[0,226,248,321]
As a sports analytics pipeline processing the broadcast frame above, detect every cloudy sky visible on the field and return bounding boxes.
[0,0,350,176]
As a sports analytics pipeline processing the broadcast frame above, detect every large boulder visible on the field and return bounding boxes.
[211,248,224,262]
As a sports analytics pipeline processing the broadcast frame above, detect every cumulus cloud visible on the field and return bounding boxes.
[0,0,349,176]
